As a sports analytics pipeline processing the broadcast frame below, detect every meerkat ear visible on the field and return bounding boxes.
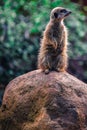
[54,12,58,18]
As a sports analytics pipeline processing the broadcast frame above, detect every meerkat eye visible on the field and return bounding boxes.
[54,12,58,18]
[60,9,67,13]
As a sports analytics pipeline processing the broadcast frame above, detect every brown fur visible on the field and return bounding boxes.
[38,7,71,74]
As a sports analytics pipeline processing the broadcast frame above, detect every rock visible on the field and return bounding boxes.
[0,69,87,130]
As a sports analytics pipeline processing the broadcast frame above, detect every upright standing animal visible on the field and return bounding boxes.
[38,7,72,74]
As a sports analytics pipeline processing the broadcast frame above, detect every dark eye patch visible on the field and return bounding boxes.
[54,12,58,18]
[60,9,67,13]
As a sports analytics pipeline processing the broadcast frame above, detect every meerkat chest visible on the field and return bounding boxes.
[53,25,64,40]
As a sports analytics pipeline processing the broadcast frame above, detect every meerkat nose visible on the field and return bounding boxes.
[68,10,72,14]
[64,10,72,17]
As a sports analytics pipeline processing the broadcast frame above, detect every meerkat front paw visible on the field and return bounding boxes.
[53,38,57,49]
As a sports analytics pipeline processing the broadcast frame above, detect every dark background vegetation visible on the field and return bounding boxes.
[0,0,87,104]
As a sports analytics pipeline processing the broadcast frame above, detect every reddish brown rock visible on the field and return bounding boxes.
[0,69,87,130]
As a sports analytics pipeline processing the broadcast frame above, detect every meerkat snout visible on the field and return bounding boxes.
[50,7,72,20]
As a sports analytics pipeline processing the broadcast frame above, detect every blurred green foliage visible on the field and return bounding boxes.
[0,0,87,85]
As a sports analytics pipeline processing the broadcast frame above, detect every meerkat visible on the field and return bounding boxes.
[38,7,72,74]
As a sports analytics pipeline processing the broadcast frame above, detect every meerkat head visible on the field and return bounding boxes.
[50,7,72,21]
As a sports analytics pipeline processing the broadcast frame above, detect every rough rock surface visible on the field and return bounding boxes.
[0,69,87,130]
